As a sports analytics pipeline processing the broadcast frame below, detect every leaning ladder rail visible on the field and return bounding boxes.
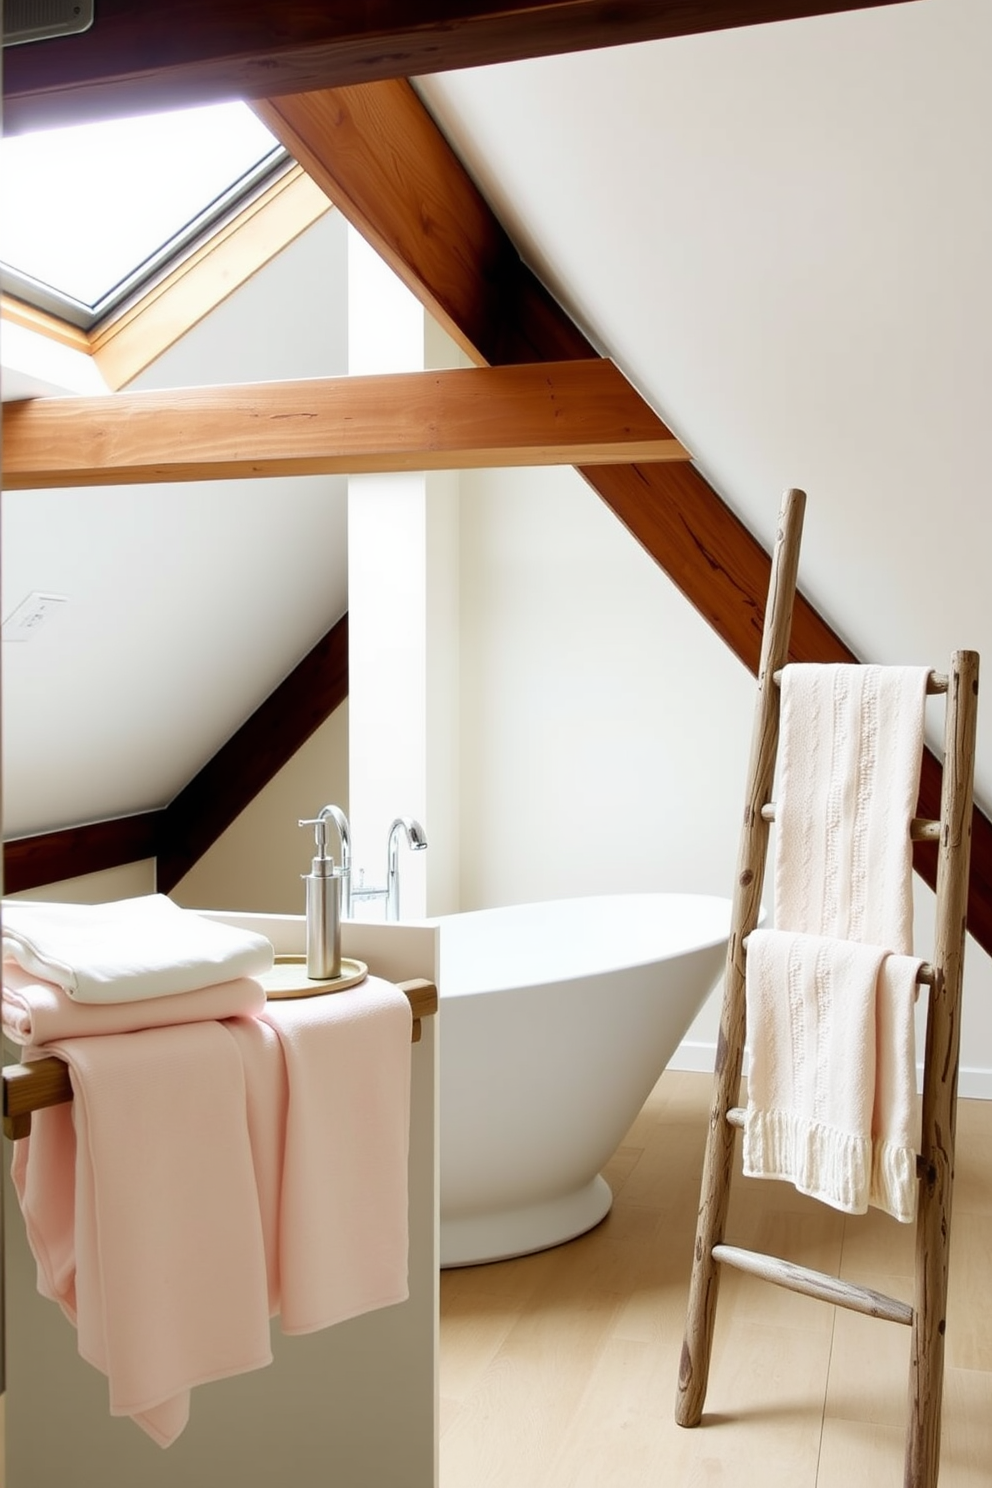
[674,487,979,1488]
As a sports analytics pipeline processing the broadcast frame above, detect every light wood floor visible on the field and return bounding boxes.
[439,1070,992,1487]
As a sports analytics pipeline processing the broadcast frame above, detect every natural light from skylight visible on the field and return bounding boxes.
[1,101,284,324]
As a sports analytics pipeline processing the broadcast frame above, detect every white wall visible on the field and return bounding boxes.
[457,460,756,906]
[171,706,349,915]
[2,210,353,838]
[345,231,463,918]
[414,0,992,1093]
[454,460,992,1097]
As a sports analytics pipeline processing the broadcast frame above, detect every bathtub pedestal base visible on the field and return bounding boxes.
[441,1175,613,1268]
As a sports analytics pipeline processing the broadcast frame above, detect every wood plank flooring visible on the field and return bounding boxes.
[439,1070,992,1487]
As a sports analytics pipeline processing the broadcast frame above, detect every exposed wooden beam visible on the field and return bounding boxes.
[2,812,164,895]
[2,0,916,134]
[254,87,593,369]
[156,615,349,893]
[256,80,992,961]
[1,359,688,489]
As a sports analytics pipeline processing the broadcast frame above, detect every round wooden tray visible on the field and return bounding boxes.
[259,955,368,1000]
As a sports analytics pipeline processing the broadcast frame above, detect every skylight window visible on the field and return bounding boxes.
[1,101,287,329]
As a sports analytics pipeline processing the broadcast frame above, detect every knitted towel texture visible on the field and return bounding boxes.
[743,664,930,1222]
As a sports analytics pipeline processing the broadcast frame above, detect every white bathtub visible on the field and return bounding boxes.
[436,892,731,1267]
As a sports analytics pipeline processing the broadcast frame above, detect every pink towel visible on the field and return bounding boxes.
[9,976,413,1445]
[2,961,266,1046]
[226,976,413,1334]
[11,1022,273,1447]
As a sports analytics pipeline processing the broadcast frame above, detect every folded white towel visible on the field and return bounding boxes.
[1,895,273,1004]
[743,929,922,1222]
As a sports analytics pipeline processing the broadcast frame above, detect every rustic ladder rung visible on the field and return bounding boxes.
[712,1244,914,1326]
[760,802,942,841]
[737,940,937,985]
[771,668,949,694]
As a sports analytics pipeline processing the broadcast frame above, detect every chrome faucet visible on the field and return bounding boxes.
[386,816,428,922]
[350,867,389,912]
[327,811,427,921]
[303,803,351,920]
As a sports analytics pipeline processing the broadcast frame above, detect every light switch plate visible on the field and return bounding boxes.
[2,591,69,641]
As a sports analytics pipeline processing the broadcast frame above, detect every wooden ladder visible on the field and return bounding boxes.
[674,488,979,1488]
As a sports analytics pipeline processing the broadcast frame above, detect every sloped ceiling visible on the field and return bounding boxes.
[419,3,989,672]
[415,0,992,800]
[4,0,990,902]
[2,214,352,837]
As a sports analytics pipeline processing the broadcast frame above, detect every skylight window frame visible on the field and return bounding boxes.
[1,141,293,333]
[2,161,333,392]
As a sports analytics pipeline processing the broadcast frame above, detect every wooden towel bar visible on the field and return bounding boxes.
[1,977,438,1141]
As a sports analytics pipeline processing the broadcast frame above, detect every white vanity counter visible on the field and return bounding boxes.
[3,914,439,1488]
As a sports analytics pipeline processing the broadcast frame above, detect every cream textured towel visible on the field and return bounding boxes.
[743,930,922,1221]
[743,663,930,1223]
[1,894,273,1003]
[773,665,929,951]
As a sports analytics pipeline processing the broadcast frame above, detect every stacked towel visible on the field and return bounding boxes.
[2,894,273,1002]
[5,898,414,1447]
[743,664,930,1223]
[2,961,266,1046]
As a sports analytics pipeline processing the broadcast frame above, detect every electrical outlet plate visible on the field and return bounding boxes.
[2,591,69,641]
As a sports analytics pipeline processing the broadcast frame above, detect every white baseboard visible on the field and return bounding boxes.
[668,1040,724,1076]
[670,1039,992,1101]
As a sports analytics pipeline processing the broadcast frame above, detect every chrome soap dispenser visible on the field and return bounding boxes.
[299,809,343,980]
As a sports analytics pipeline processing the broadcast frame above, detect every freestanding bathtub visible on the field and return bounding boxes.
[436,892,731,1267]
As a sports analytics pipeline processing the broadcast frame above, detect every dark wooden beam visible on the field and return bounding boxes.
[2,812,164,895]
[3,617,349,894]
[3,0,915,134]
[156,613,349,893]
[257,80,992,960]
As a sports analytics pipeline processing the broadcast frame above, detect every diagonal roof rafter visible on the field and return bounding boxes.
[9,2,983,951]
[255,78,992,955]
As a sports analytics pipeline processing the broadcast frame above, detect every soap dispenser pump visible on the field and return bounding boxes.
[299,813,343,980]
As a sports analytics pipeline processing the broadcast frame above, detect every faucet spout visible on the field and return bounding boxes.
[386,816,428,922]
[316,804,352,919]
